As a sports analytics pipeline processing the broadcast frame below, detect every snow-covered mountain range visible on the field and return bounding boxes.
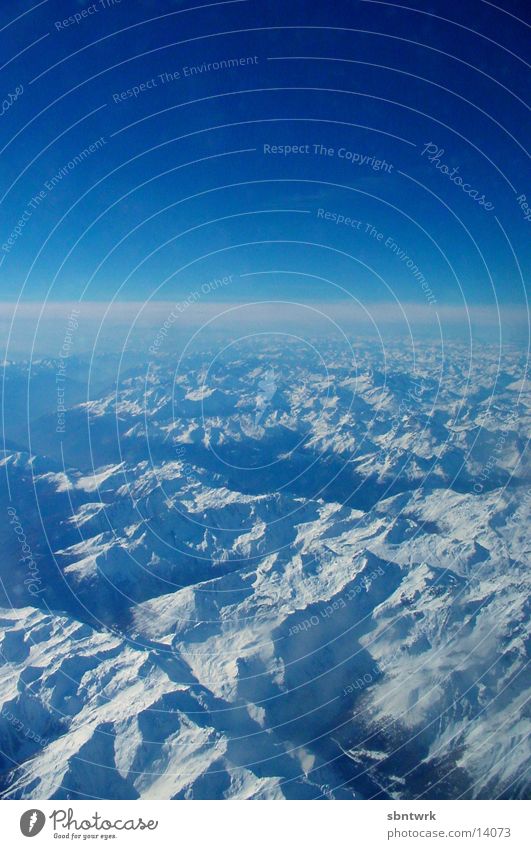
[0,338,529,799]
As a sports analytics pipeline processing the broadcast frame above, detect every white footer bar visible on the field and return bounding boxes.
[4,799,529,848]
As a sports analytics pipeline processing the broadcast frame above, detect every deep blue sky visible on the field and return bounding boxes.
[0,0,529,319]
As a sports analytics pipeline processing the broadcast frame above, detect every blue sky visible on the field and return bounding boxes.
[0,0,529,337]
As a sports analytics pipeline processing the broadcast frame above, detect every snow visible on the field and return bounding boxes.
[0,339,529,799]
